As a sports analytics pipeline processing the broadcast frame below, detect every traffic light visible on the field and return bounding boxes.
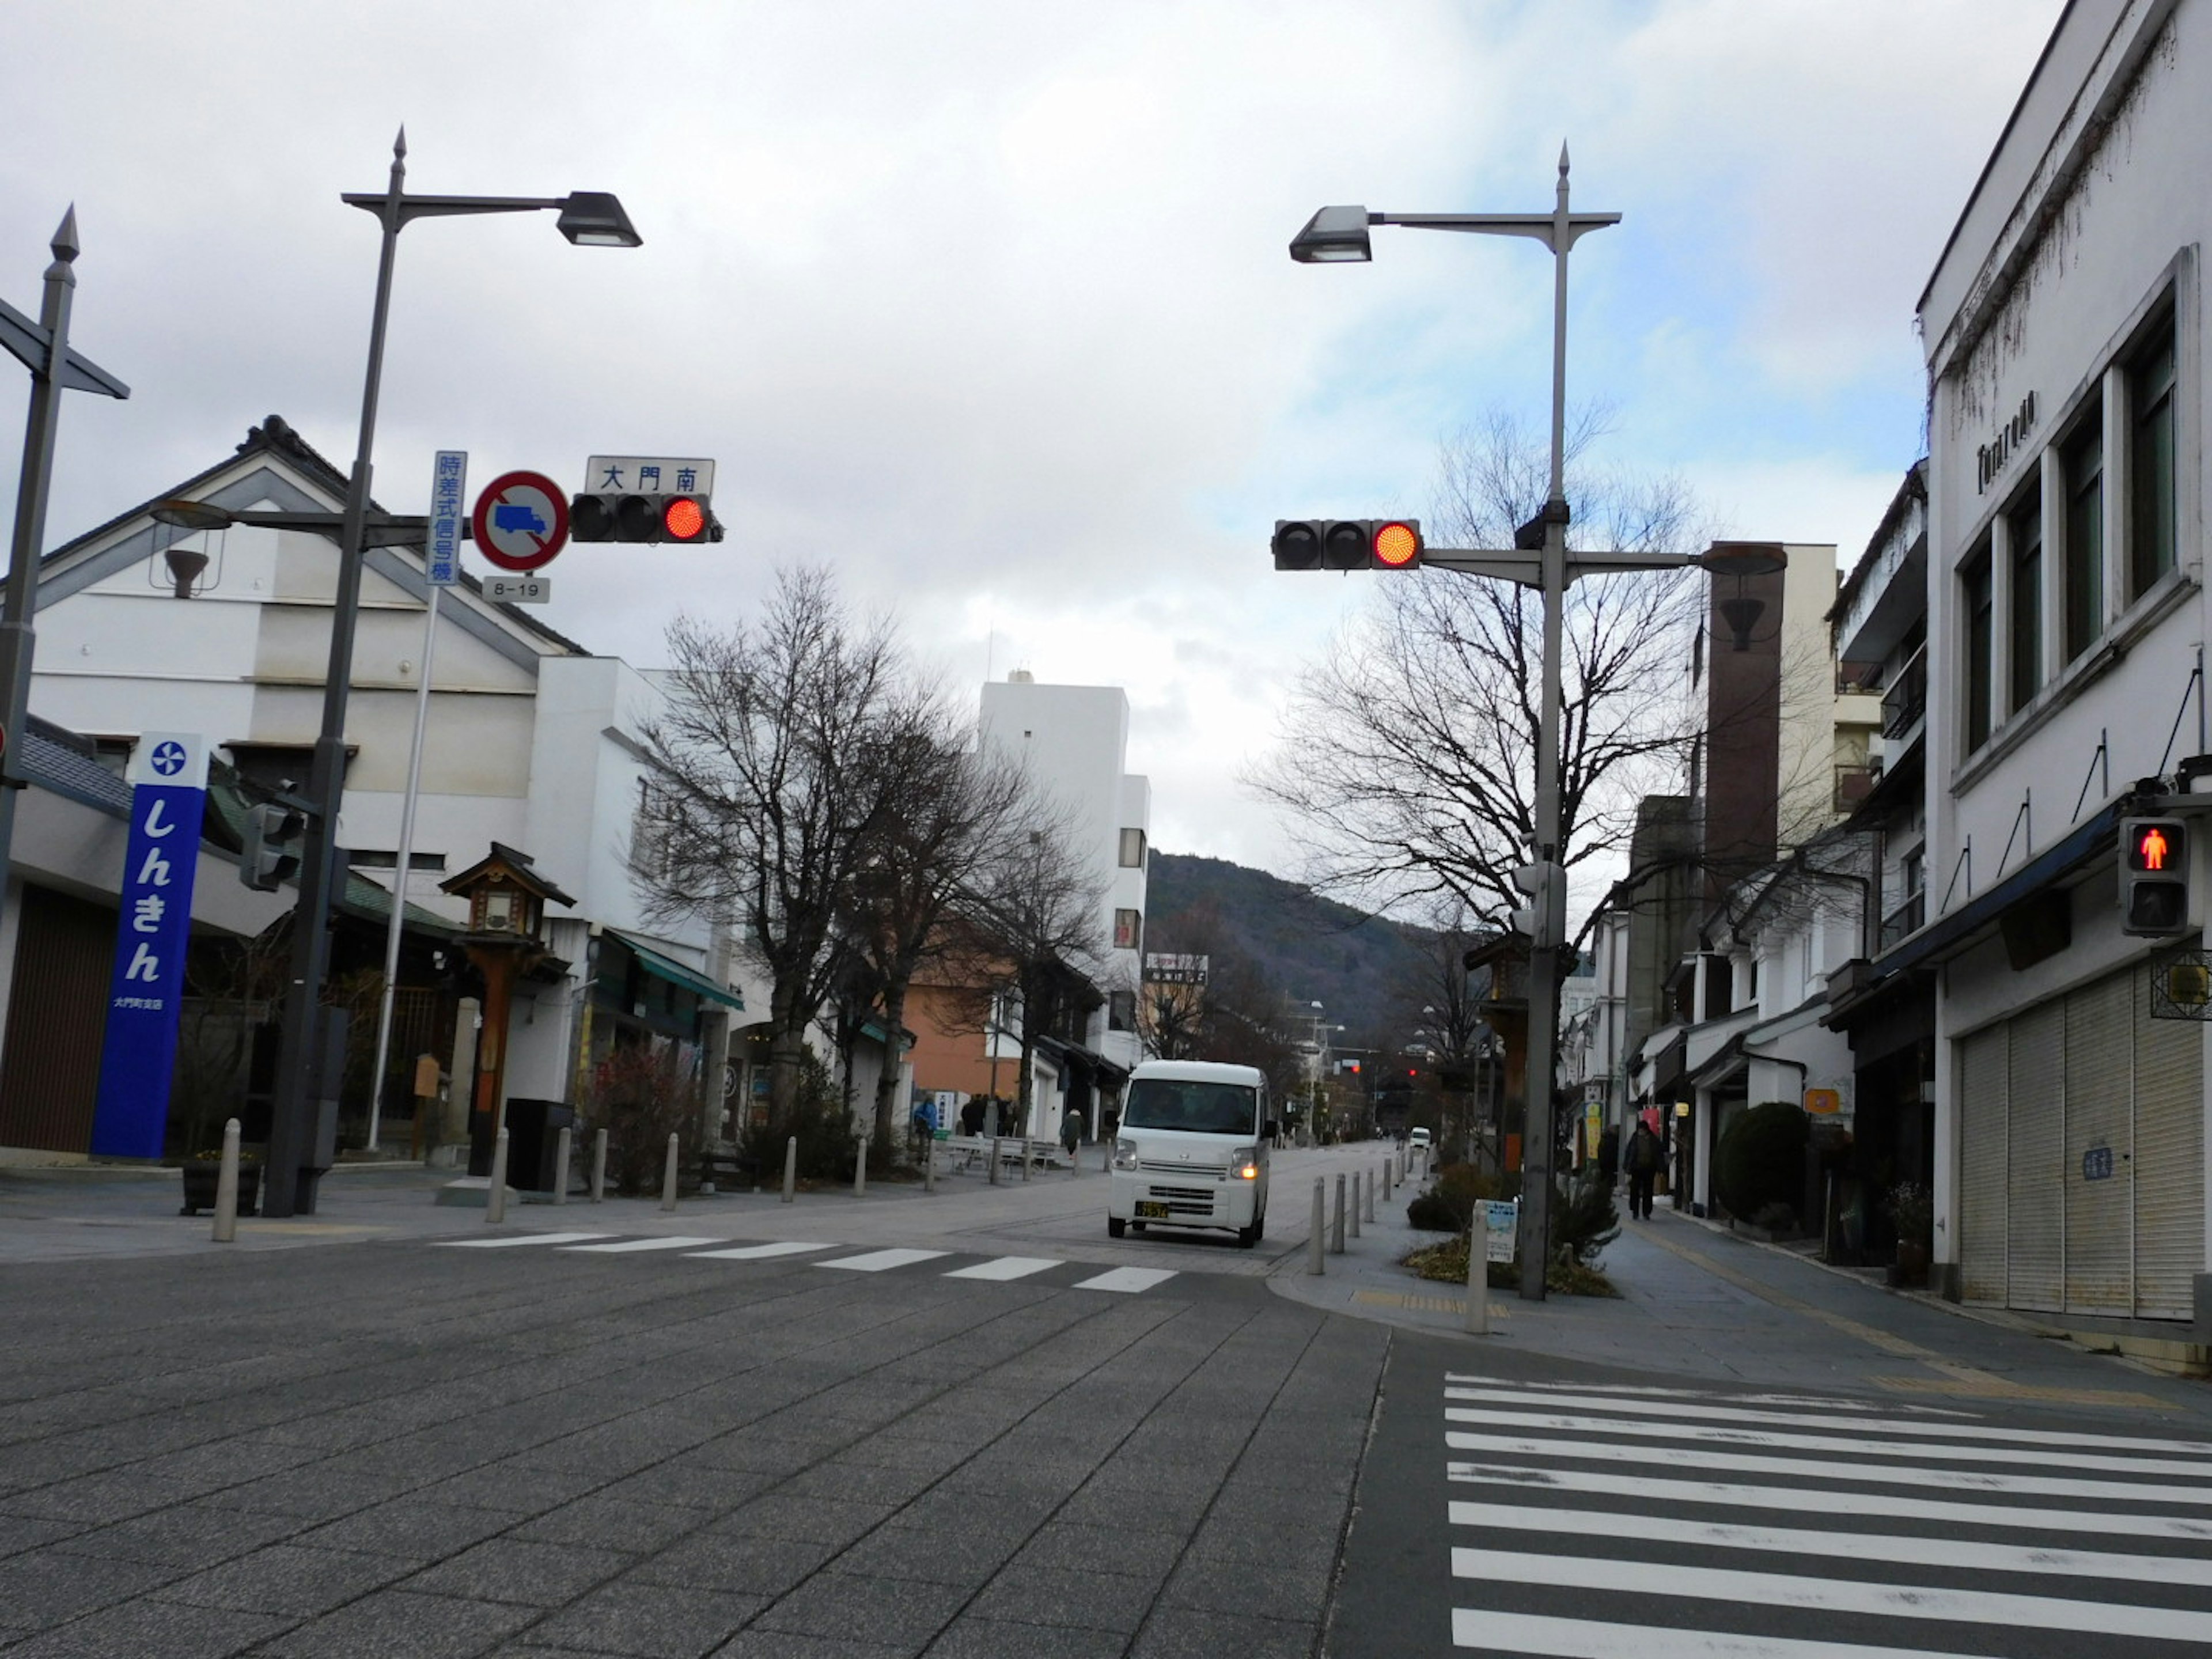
[241,802,306,892]
[1509,860,1567,939]
[1271,518,1423,571]
[569,490,719,544]
[2120,817,2191,935]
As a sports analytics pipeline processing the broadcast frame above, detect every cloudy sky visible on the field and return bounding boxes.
[2,0,2060,878]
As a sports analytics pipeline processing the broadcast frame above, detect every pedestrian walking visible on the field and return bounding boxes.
[1624,1119,1662,1219]
[1596,1124,1620,1194]
[1059,1108,1083,1162]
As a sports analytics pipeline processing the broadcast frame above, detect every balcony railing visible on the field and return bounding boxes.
[1881,646,1926,740]
[1878,891,1925,952]
[1834,762,1878,814]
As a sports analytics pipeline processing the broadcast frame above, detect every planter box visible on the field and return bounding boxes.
[180,1164,260,1217]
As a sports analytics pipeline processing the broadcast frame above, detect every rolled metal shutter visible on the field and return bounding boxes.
[1958,1023,2009,1306]
[2131,975,2202,1320]
[2063,970,2133,1313]
[2005,998,2066,1313]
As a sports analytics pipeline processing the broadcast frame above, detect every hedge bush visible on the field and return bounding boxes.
[1713,1100,1809,1230]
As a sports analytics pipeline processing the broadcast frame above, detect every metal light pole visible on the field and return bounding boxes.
[257,131,639,1217]
[0,209,129,927]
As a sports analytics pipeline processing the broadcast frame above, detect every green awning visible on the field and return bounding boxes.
[613,931,744,1010]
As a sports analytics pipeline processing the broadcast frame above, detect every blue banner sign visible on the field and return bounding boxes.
[426,449,467,585]
[88,733,209,1159]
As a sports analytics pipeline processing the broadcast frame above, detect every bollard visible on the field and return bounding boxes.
[990,1137,1001,1186]
[781,1135,798,1203]
[1464,1214,1489,1335]
[486,1128,510,1224]
[1308,1177,1325,1276]
[1349,1169,1362,1239]
[1331,1172,1346,1254]
[854,1131,868,1198]
[589,1127,608,1204]
[660,1133,680,1213]
[552,1126,572,1206]
[1020,1138,1031,1182]
[1366,1164,1378,1224]
[924,1135,937,1195]
[211,1118,241,1244]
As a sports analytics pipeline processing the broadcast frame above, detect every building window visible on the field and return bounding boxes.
[1962,540,1993,753]
[2129,310,2177,600]
[2007,482,2042,713]
[1108,989,1135,1031]
[2062,408,2103,663]
[1113,908,1142,951]
[1118,827,1146,868]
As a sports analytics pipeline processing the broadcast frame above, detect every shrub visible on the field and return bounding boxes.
[587,1041,703,1196]
[1406,1162,1514,1232]
[1553,1171,1620,1267]
[1713,1100,1809,1230]
[740,1051,862,1182]
[1402,1234,1617,1297]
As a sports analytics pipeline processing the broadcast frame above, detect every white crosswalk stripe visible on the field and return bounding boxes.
[1442,1372,2212,1657]
[430,1234,1179,1293]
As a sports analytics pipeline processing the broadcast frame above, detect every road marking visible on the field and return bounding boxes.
[1071,1267,1179,1294]
[1442,1433,2212,1505]
[1355,1290,1501,1317]
[944,1256,1062,1281]
[819,1249,949,1272]
[436,1232,616,1248]
[684,1241,834,1260]
[1441,1404,2209,1475]
[1446,1499,2210,1588]
[1439,1384,2176,1448]
[1443,1372,1968,1416]
[1451,1610,1988,1657]
[1870,1370,2178,1410]
[1445,1463,2212,1541]
[559,1236,722,1253]
[1449,1547,2212,1646]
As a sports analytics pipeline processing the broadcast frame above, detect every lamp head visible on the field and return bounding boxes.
[1290,205,1373,263]
[556,192,643,248]
[150,498,235,532]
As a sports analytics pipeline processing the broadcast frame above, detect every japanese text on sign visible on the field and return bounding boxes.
[427,450,467,586]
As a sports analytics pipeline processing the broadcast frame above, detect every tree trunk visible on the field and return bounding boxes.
[873,974,911,1158]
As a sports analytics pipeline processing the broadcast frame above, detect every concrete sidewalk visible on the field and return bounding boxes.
[1266,1164,2212,1426]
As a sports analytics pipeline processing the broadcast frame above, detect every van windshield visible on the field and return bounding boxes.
[1123,1079,1258,1136]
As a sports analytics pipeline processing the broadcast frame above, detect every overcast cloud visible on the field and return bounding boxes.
[1,1,2059,876]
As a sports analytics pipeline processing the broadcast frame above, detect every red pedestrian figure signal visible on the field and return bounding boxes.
[2120,816,2190,935]
[2129,821,2183,871]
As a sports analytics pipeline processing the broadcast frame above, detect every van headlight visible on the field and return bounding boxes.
[1113,1138,1139,1171]
[1230,1147,1259,1180]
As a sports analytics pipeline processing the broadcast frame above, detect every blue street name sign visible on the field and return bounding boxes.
[88,733,209,1159]
[426,449,467,585]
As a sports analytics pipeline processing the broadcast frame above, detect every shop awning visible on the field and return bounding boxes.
[610,931,745,1010]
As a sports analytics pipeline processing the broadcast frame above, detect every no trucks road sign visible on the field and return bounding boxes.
[472,471,569,571]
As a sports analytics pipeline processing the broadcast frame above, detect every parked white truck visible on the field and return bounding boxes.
[1107,1060,1274,1248]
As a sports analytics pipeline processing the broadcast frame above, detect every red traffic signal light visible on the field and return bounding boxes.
[662,496,707,541]
[569,491,721,545]
[2120,817,2190,935]
[2128,821,2181,871]
[1272,518,1423,571]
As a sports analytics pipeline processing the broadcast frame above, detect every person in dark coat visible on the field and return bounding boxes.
[1595,1124,1620,1194]
[1624,1120,1662,1219]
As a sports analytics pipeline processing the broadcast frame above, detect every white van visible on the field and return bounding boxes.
[1108,1060,1274,1248]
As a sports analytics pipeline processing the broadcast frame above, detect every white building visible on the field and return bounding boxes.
[1914,0,2207,1331]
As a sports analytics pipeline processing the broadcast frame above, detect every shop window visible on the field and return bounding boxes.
[1962,539,1993,753]
[2129,309,2177,600]
[2062,408,2103,663]
[1118,827,1147,868]
[1113,908,1142,951]
[2007,482,2043,713]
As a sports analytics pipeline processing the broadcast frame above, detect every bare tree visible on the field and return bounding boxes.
[635,567,919,1130]
[838,708,1036,1156]
[1249,409,1716,938]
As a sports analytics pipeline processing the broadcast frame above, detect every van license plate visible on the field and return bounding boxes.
[1135,1200,1171,1219]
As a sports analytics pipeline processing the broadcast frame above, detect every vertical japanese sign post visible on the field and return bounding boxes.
[365,451,464,1152]
[88,733,209,1158]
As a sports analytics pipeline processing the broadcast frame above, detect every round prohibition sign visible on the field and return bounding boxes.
[471,471,570,572]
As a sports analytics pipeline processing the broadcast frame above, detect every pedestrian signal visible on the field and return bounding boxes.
[2120,817,2191,936]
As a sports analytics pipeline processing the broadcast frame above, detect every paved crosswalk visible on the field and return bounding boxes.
[433,1231,1179,1294]
[1441,1369,2212,1657]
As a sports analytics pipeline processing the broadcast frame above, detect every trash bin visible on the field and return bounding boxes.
[502,1098,577,1193]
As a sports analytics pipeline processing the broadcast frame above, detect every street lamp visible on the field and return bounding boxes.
[1291,149,1781,1299]
[244,131,638,1217]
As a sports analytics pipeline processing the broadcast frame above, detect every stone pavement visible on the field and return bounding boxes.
[1266,1161,2212,1427]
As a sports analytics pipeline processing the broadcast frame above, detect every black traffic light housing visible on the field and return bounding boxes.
[569,491,721,545]
[241,801,306,892]
[1272,518,1422,571]
[2120,816,2191,936]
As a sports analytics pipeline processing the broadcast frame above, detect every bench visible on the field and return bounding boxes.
[697,1149,757,1193]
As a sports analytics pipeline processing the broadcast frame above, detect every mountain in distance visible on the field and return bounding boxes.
[1143,851,1435,1039]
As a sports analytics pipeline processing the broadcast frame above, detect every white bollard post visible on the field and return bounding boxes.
[552,1126,572,1206]
[1020,1138,1031,1182]
[1366,1164,1378,1224]
[854,1131,868,1197]
[486,1129,510,1224]
[590,1127,607,1203]
[1308,1177,1325,1276]
[1331,1173,1346,1254]
[1465,1215,1489,1335]
[781,1135,798,1203]
[211,1118,241,1244]
[1349,1169,1362,1240]
[990,1137,1001,1186]
[660,1133,680,1212]
[924,1134,937,1195]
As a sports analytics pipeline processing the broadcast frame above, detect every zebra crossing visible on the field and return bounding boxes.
[1441,1369,2212,1657]
[433,1231,1179,1294]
